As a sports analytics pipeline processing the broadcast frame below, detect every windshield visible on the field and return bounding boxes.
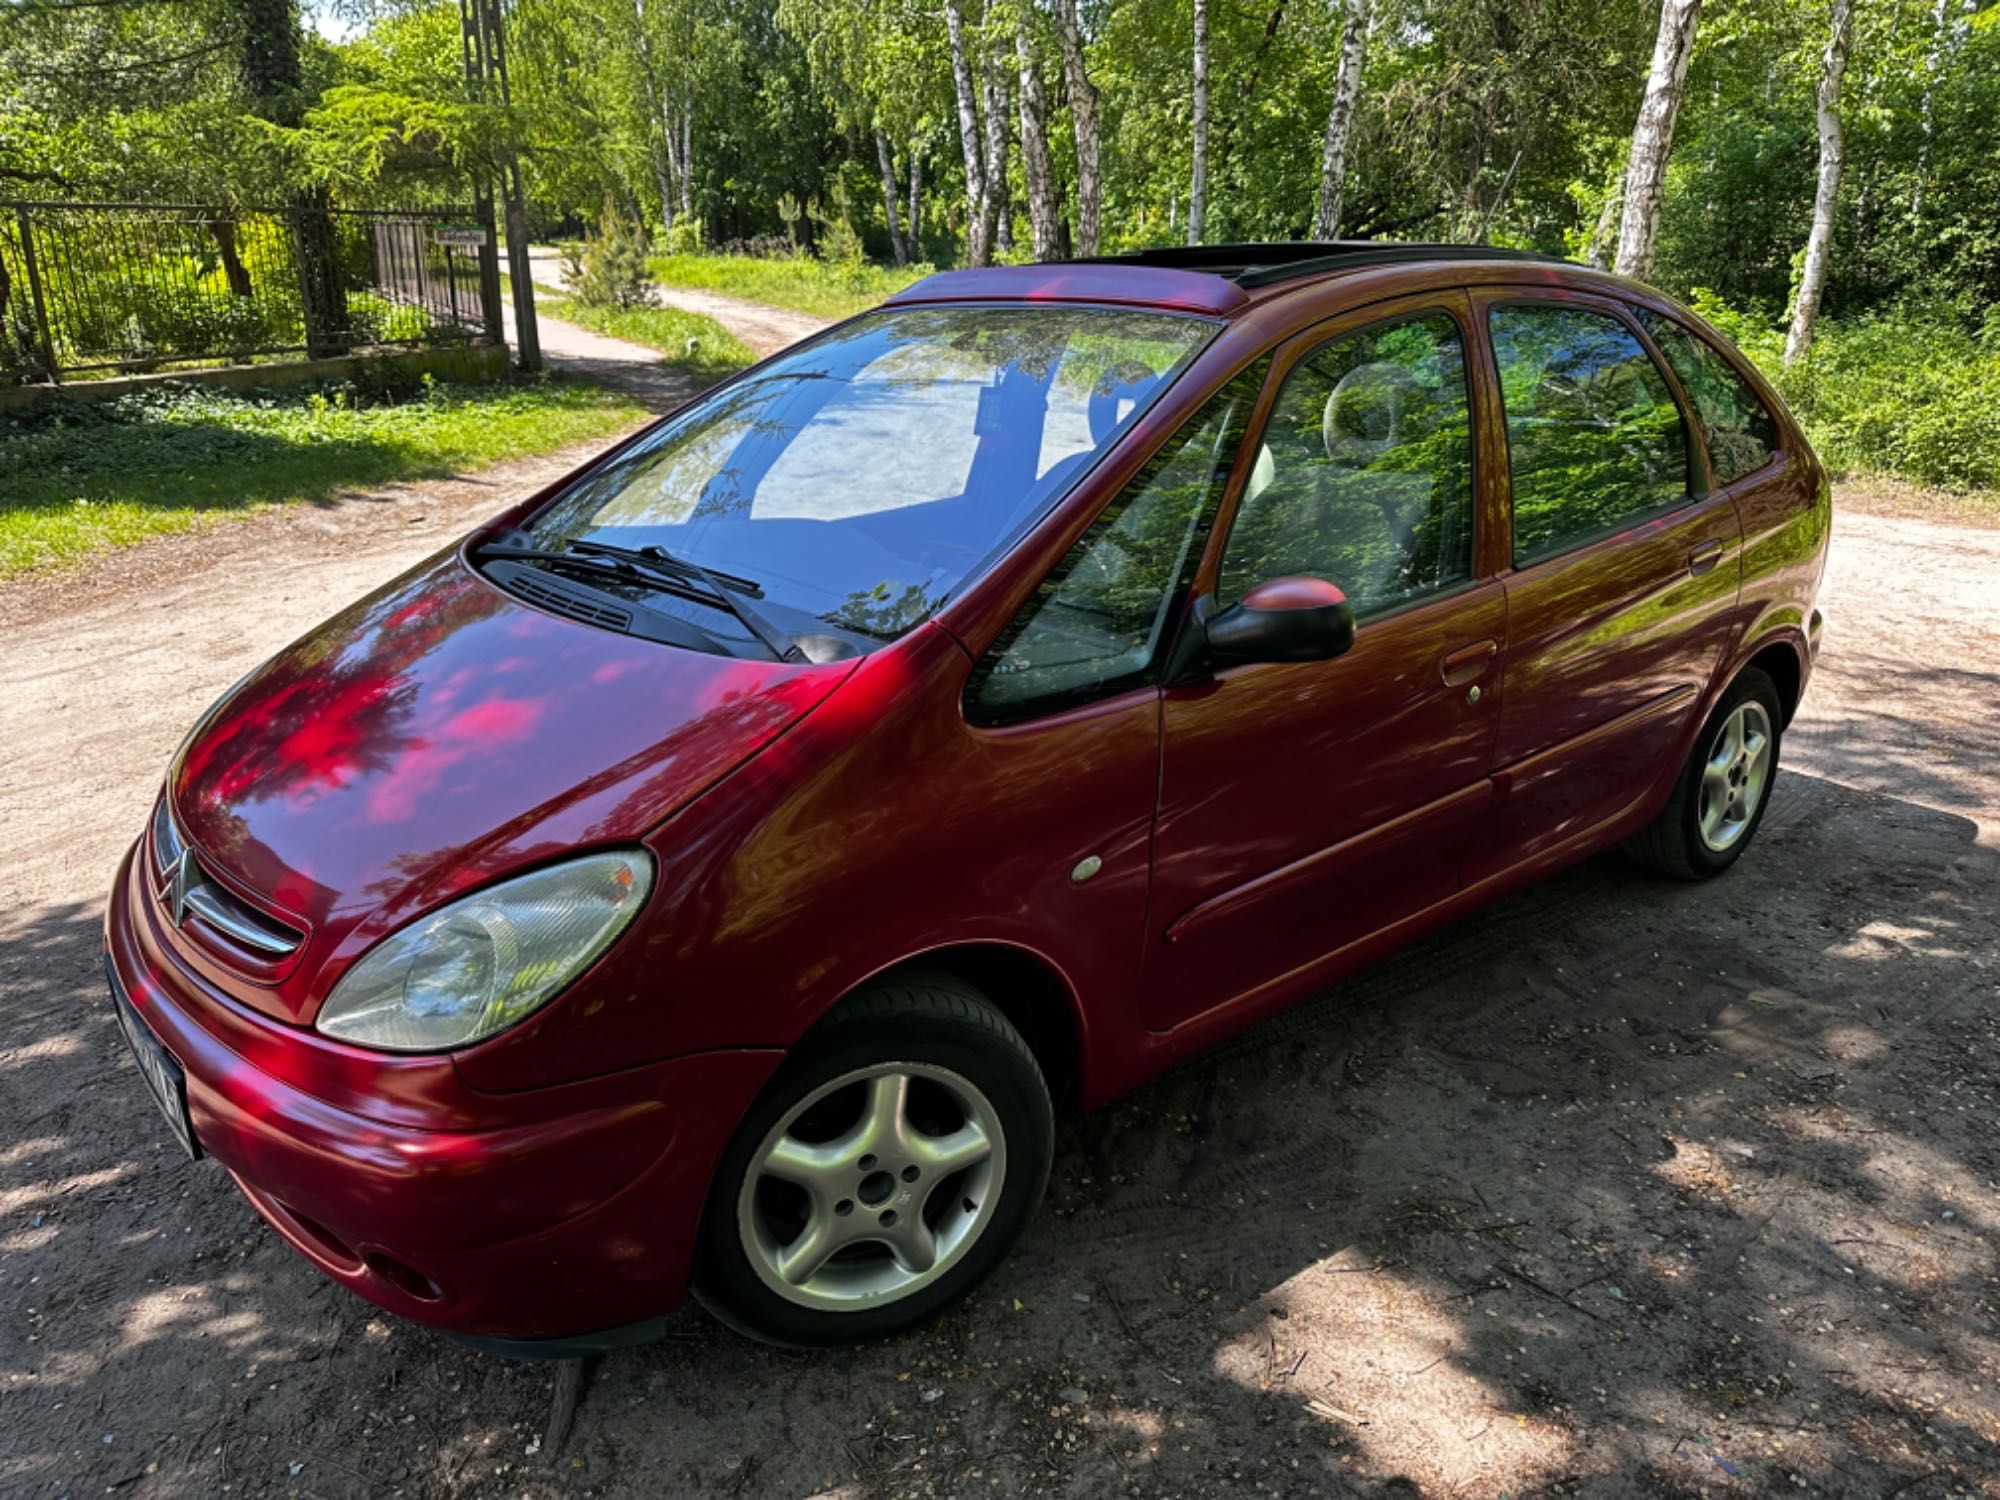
[516,305,1215,649]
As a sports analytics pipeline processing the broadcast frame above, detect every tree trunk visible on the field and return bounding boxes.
[1786,0,1857,365]
[1188,0,1210,244]
[1312,0,1367,239]
[208,218,255,297]
[908,146,924,253]
[1584,173,1623,268]
[1911,0,1948,219]
[983,42,1013,254]
[661,90,684,228]
[1016,35,1061,261]
[239,0,347,356]
[876,129,909,265]
[1054,0,1102,256]
[943,0,991,267]
[1613,0,1702,281]
[677,98,694,221]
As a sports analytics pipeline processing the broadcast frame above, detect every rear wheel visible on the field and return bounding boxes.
[1624,667,1782,879]
[693,973,1053,1347]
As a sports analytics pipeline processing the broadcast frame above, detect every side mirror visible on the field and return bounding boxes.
[1203,576,1356,665]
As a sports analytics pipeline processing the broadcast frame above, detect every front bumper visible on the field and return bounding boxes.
[104,841,782,1345]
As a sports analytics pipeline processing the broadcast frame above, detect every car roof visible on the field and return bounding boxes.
[884,241,1584,319]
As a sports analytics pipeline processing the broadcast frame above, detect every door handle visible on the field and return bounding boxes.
[1440,638,1498,686]
[1688,540,1726,577]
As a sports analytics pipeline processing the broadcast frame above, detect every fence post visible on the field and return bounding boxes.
[475,196,505,349]
[15,207,59,384]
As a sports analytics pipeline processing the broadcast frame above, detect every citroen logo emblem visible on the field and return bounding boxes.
[162,849,197,928]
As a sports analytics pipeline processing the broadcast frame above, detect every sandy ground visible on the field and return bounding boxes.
[3,312,1999,1500]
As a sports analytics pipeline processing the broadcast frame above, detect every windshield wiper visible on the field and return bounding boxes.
[569,539,801,664]
[567,539,764,598]
[477,537,799,662]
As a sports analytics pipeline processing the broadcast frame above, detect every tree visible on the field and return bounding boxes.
[1016,28,1061,260]
[1052,0,1101,255]
[1188,0,1209,245]
[1312,0,1367,239]
[982,34,1012,253]
[943,0,993,266]
[1786,0,1858,364]
[1613,0,1702,280]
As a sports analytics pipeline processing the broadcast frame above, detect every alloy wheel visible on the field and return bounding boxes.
[1697,699,1774,852]
[736,1062,1006,1312]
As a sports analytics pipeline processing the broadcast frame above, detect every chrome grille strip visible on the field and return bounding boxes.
[181,884,302,956]
[151,797,304,959]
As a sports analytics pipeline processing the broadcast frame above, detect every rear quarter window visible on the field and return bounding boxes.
[1636,308,1780,485]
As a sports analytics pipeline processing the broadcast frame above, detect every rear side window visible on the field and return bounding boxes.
[1219,310,1475,616]
[1490,303,1690,563]
[966,360,1268,724]
[1636,308,1780,484]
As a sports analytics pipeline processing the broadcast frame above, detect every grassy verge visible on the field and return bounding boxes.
[645,252,927,319]
[535,294,754,383]
[0,373,645,579]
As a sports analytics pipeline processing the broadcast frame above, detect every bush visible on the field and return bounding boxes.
[572,202,654,309]
[658,217,705,256]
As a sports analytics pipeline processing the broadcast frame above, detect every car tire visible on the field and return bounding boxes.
[692,972,1054,1347]
[1624,666,1784,880]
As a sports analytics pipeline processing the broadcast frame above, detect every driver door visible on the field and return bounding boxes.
[1142,294,1506,1033]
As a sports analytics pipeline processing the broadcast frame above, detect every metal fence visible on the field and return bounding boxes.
[0,201,504,383]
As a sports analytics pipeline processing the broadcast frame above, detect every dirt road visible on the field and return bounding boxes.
[4,458,1998,1497]
[523,249,834,359]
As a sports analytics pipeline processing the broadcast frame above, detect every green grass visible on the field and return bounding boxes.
[534,294,755,384]
[0,374,646,578]
[644,252,928,319]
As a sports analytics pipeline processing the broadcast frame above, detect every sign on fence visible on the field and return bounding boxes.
[434,224,490,247]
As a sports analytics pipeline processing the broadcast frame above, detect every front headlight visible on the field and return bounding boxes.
[316,851,654,1052]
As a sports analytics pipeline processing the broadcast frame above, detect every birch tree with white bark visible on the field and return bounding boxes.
[1313,0,1368,239]
[1786,0,1859,365]
[1613,0,1702,280]
[1016,29,1062,260]
[1052,0,1102,255]
[943,0,994,266]
[1188,0,1209,245]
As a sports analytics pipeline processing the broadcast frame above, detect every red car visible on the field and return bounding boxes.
[105,243,1828,1355]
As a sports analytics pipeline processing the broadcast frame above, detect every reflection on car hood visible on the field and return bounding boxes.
[170,549,856,933]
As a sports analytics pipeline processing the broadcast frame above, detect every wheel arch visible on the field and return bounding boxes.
[1742,634,1807,728]
[818,942,1089,1115]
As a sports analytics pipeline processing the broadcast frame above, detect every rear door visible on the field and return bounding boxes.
[1464,289,1742,885]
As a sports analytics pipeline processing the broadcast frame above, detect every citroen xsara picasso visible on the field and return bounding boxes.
[105,243,1828,1353]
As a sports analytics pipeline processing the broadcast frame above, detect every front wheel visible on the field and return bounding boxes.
[692,974,1054,1347]
[1624,666,1783,879]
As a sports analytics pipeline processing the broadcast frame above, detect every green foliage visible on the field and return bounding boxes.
[1691,289,2000,493]
[0,375,643,577]
[573,203,655,309]
[535,294,753,384]
[658,218,706,256]
[810,181,867,278]
[645,251,926,318]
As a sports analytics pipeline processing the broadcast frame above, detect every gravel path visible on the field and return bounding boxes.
[3,451,1997,1496]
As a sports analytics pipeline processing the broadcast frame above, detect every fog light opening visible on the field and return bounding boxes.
[362,1249,446,1304]
[273,1201,362,1272]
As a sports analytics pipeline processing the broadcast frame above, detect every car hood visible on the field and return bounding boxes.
[169,550,855,1002]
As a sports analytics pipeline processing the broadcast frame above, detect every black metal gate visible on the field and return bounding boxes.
[0,200,504,384]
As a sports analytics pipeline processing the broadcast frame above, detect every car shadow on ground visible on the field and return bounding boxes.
[3,768,1996,1498]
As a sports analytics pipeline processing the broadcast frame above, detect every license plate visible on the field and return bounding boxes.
[106,961,200,1160]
